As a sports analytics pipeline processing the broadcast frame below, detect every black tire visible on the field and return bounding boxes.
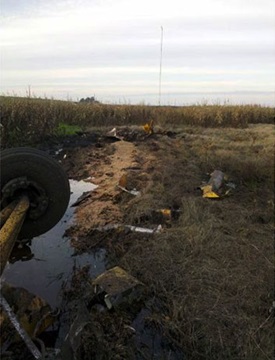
[0,147,70,239]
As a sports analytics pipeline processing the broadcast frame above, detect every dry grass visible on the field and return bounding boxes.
[119,124,274,359]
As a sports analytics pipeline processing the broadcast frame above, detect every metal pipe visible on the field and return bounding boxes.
[0,195,30,276]
[0,293,42,359]
[0,200,18,229]
[0,196,43,359]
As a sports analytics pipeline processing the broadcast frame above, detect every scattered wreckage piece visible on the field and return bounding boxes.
[60,304,91,360]
[92,266,144,310]
[117,173,141,196]
[200,170,236,198]
[92,223,162,235]
[0,283,57,359]
[117,186,141,196]
[142,120,154,135]
[105,127,123,142]
[0,293,42,360]
[150,208,181,223]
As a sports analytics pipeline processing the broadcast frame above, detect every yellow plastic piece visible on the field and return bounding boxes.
[142,120,154,134]
[200,185,220,198]
[160,209,172,216]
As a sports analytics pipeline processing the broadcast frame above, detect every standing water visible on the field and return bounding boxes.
[2,179,106,308]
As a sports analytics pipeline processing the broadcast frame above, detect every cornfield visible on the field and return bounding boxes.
[0,96,274,148]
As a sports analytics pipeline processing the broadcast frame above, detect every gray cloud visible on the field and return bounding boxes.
[1,0,274,105]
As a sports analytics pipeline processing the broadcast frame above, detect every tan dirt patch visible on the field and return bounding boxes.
[74,141,144,231]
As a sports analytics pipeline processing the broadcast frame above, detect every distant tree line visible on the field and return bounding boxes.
[79,96,100,104]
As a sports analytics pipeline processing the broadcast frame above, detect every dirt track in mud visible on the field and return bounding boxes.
[49,127,189,358]
[70,141,140,230]
[48,127,186,359]
[55,128,160,250]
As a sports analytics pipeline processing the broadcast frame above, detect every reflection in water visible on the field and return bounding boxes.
[9,242,34,263]
[2,179,106,308]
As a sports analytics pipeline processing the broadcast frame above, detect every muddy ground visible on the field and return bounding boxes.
[41,123,274,360]
[5,124,273,359]
[44,127,188,360]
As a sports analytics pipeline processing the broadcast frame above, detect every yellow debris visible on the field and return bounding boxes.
[142,120,154,135]
[160,209,172,217]
[118,173,128,188]
[200,185,220,198]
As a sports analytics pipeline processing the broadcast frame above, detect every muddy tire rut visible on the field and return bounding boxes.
[61,137,156,249]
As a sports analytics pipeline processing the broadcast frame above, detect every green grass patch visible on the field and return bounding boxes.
[55,122,82,136]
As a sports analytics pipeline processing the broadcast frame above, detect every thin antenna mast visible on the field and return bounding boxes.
[158,26,163,106]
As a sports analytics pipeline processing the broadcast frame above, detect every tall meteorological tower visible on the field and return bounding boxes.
[158,26,164,106]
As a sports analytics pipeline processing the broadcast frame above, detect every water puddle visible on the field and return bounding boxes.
[1,179,185,359]
[2,179,105,308]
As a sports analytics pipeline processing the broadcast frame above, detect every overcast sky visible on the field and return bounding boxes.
[1,0,274,105]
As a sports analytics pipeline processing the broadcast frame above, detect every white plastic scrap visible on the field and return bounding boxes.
[117,185,141,196]
[94,224,162,234]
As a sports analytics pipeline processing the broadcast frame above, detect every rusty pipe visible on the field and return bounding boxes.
[0,196,30,276]
[0,200,18,229]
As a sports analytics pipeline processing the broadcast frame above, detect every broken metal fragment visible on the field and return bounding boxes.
[0,283,57,359]
[92,266,144,310]
[117,185,141,196]
[105,127,123,141]
[117,174,141,196]
[200,170,235,198]
[93,223,162,234]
